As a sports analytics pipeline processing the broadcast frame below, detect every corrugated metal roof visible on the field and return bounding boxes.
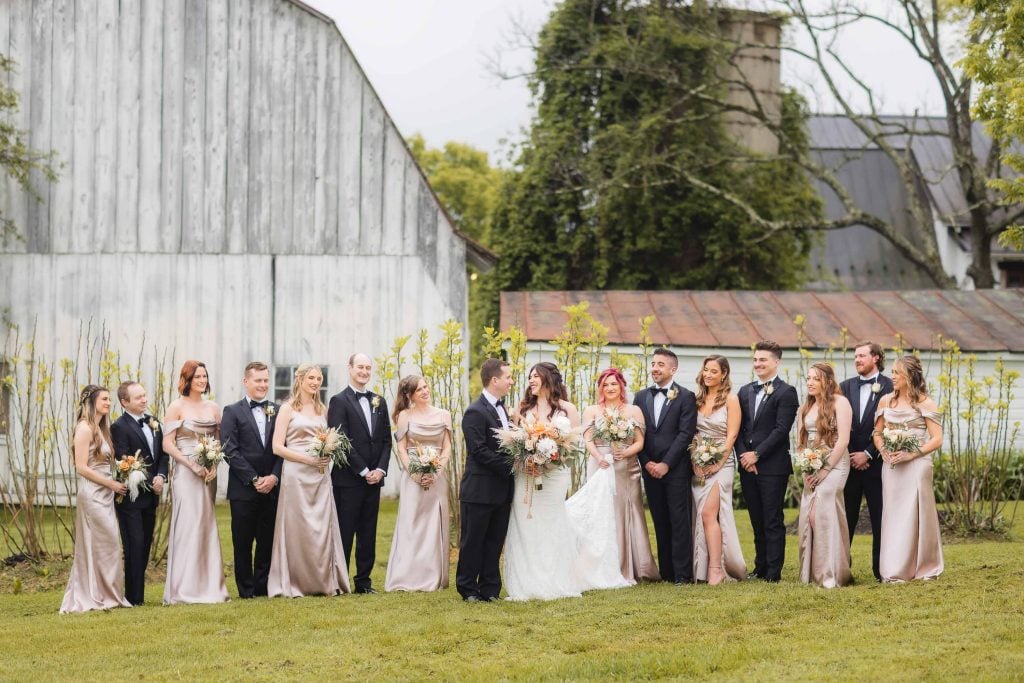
[500,289,1024,352]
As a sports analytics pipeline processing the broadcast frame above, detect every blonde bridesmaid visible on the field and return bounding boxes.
[385,375,452,592]
[873,355,944,583]
[60,385,132,613]
[797,363,853,588]
[162,361,229,605]
[267,364,350,597]
[691,356,746,584]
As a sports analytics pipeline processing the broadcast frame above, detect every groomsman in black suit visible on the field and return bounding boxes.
[221,361,282,598]
[634,348,698,584]
[456,358,515,602]
[839,341,892,582]
[737,340,799,582]
[111,381,168,605]
[328,353,392,594]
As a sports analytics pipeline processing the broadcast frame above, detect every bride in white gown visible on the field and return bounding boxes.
[504,363,630,601]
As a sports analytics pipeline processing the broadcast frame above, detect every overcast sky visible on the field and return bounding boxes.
[305,0,948,162]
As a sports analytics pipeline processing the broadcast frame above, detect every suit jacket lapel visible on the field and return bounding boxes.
[752,380,771,428]
[747,383,758,428]
[862,389,880,427]
[347,390,372,437]
[849,381,863,426]
[655,383,675,428]
[644,389,658,431]
[123,415,153,459]
[241,400,264,445]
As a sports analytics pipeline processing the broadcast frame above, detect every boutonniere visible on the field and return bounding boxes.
[147,417,161,432]
[666,388,679,401]
[871,382,881,395]
[264,404,276,418]
[371,395,382,411]
[764,384,775,396]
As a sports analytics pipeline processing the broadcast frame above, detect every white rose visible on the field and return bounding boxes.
[536,437,558,457]
[551,415,572,436]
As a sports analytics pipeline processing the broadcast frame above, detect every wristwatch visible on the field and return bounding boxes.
[251,475,259,486]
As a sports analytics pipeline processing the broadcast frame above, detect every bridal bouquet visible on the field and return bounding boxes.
[689,435,727,486]
[879,422,921,469]
[308,427,352,474]
[792,443,830,476]
[113,450,151,503]
[192,436,227,469]
[592,406,640,446]
[408,442,442,490]
[495,413,581,491]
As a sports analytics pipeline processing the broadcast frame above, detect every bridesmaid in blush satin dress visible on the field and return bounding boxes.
[268,364,350,597]
[796,363,853,588]
[580,368,659,584]
[162,361,229,605]
[60,385,132,614]
[690,356,746,584]
[873,355,944,583]
[385,375,452,592]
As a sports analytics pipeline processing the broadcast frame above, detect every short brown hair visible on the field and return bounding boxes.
[117,381,140,406]
[854,341,885,372]
[244,361,269,376]
[178,360,210,396]
[480,358,509,388]
[653,348,678,366]
[754,340,782,359]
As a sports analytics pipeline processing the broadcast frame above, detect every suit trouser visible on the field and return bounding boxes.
[115,505,156,605]
[229,496,278,597]
[642,467,694,583]
[456,500,511,599]
[334,484,381,590]
[844,466,883,581]
[739,471,788,580]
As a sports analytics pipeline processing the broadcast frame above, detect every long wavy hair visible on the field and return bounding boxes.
[72,384,113,456]
[798,363,841,449]
[518,362,568,421]
[596,368,628,406]
[892,355,928,407]
[392,374,425,423]
[694,355,731,411]
[288,364,324,414]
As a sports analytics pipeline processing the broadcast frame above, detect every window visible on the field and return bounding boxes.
[1000,262,1024,288]
[273,365,330,405]
[0,361,9,436]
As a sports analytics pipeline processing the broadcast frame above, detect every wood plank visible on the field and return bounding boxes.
[115,0,141,251]
[69,0,97,253]
[381,122,404,255]
[247,0,272,253]
[159,0,185,252]
[27,0,55,253]
[94,0,119,252]
[49,0,75,249]
[179,0,207,252]
[268,2,295,254]
[137,0,164,252]
[203,0,228,253]
[1,2,30,252]
[318,28,340,253]
[292,11,318,253]
[224,0,250,254]
[337,42,361,254]
[359,87,384,254]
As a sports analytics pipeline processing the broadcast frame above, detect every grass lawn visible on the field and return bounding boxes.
[2,501,1022,681]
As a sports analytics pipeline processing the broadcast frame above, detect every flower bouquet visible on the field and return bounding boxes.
[792,443,830,476]
[308,427,352,474]
[113,450,151,503]
[192,435,227,469]
[592,406,640,447]
[689,435,727,486]
[408,442,442,490]
[495,413,580,492]
[880,422,921,469]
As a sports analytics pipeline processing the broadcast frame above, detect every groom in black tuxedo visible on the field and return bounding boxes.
[737,340,799,582]
[328,353,392,594]
[634,348,698,584]
[111,381,169,605]
[840,341,892,582]
[456,358,515,602]
[221,361,282,598]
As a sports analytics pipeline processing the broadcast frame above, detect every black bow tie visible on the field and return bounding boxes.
[354,391,370,401]
[249,400,268,410]
[757,381,772,390]
[651,387,668,396]
[495,398,506,409]
[137,417,148,427]
[858,377,878,386]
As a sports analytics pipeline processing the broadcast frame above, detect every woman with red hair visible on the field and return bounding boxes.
[577,368,659,583]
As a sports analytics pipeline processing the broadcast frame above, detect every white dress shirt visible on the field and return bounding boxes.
[858,374,879,422]
[351,385,383,478]
[483,389,509,430]
[246,395,269,446]
[652,380,673,427]
[753,375,778,418]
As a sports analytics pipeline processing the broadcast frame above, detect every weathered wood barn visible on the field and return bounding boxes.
[0,0,491,496]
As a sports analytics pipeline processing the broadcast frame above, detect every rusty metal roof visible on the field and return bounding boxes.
[499,290,1024,352]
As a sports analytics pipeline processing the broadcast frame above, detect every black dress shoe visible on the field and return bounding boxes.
[485,596,501,602]
[355,587,377,594]
[463,595,484,602]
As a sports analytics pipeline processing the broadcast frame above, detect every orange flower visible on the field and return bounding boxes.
[118,461,130,471]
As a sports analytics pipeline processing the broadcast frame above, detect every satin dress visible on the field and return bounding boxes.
[797,413,852,588]
[60,438,132,613]
[878,405,944,582]
[268,412,350,597]
[163,418,229,605]
[385,421,451,592]
[691,406,747,582]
